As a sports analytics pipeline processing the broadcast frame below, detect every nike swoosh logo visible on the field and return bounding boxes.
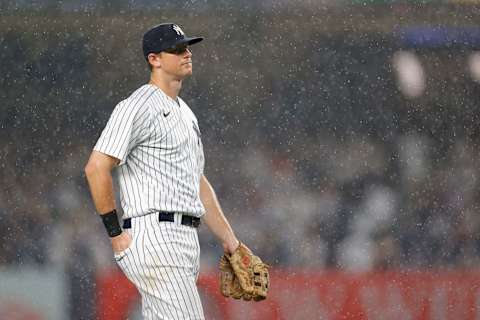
[163,111,171,117]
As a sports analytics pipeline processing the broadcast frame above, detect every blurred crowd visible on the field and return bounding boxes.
[201,132,480,271]
[3,119,480,273]
[2,11,480,277]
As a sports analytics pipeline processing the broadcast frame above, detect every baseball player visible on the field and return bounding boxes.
[84,23,242,319]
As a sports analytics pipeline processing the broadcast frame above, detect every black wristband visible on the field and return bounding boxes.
[100,209,122,237]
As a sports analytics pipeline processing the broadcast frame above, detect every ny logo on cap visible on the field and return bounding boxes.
[172,25,184,36]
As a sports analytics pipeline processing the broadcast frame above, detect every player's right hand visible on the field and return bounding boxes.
[111,231,132,255]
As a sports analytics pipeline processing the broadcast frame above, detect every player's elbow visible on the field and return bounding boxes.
[84,155,105,179]
[84,159,98,180]
[84,152,117,179]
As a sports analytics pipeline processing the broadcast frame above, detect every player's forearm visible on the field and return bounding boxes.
[85,155,131,250]
[85,159,116,214]
[86,172,116,214]
[200,175,239,253]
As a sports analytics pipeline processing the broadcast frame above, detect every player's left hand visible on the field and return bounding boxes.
[219,243,270,301]
[222,239,240,255]
[219,254,244,299]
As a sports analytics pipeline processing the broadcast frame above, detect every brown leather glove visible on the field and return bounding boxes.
[219,254,244,299]
[226,243,270,301]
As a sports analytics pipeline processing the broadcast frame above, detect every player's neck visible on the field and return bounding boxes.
[149,75,182,100]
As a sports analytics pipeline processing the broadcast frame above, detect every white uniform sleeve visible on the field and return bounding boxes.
[94,100,150,165]
[178,97,205,175]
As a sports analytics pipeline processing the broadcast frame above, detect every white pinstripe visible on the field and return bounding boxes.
[94,84,205,219]
[114,214,204,319]
[95,84,205,319]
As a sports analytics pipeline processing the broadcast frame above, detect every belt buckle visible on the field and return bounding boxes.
[159,211,174,223]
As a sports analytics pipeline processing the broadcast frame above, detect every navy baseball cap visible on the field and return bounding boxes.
[142,23,203,60]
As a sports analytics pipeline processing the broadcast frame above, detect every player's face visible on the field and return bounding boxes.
[160,44,193,78]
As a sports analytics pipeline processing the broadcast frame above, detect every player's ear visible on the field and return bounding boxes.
[147,53,161,68]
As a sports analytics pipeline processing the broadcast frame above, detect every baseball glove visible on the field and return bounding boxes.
[219,243,269,301]
[219,254,244,299]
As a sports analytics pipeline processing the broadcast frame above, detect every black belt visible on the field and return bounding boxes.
[123,212,201,229]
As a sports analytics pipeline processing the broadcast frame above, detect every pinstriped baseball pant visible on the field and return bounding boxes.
[114,213,205,319]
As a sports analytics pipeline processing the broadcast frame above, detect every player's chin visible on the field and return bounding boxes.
[183,65,193,75]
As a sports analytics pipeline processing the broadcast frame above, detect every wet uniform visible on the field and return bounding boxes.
[94,83,205,319]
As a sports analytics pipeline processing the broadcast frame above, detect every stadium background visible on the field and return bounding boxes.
[1,1,480,319]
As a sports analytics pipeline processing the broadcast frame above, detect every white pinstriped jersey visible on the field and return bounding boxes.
[94,84,205,219]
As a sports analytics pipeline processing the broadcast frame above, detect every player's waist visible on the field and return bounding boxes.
[123,211,201,229]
